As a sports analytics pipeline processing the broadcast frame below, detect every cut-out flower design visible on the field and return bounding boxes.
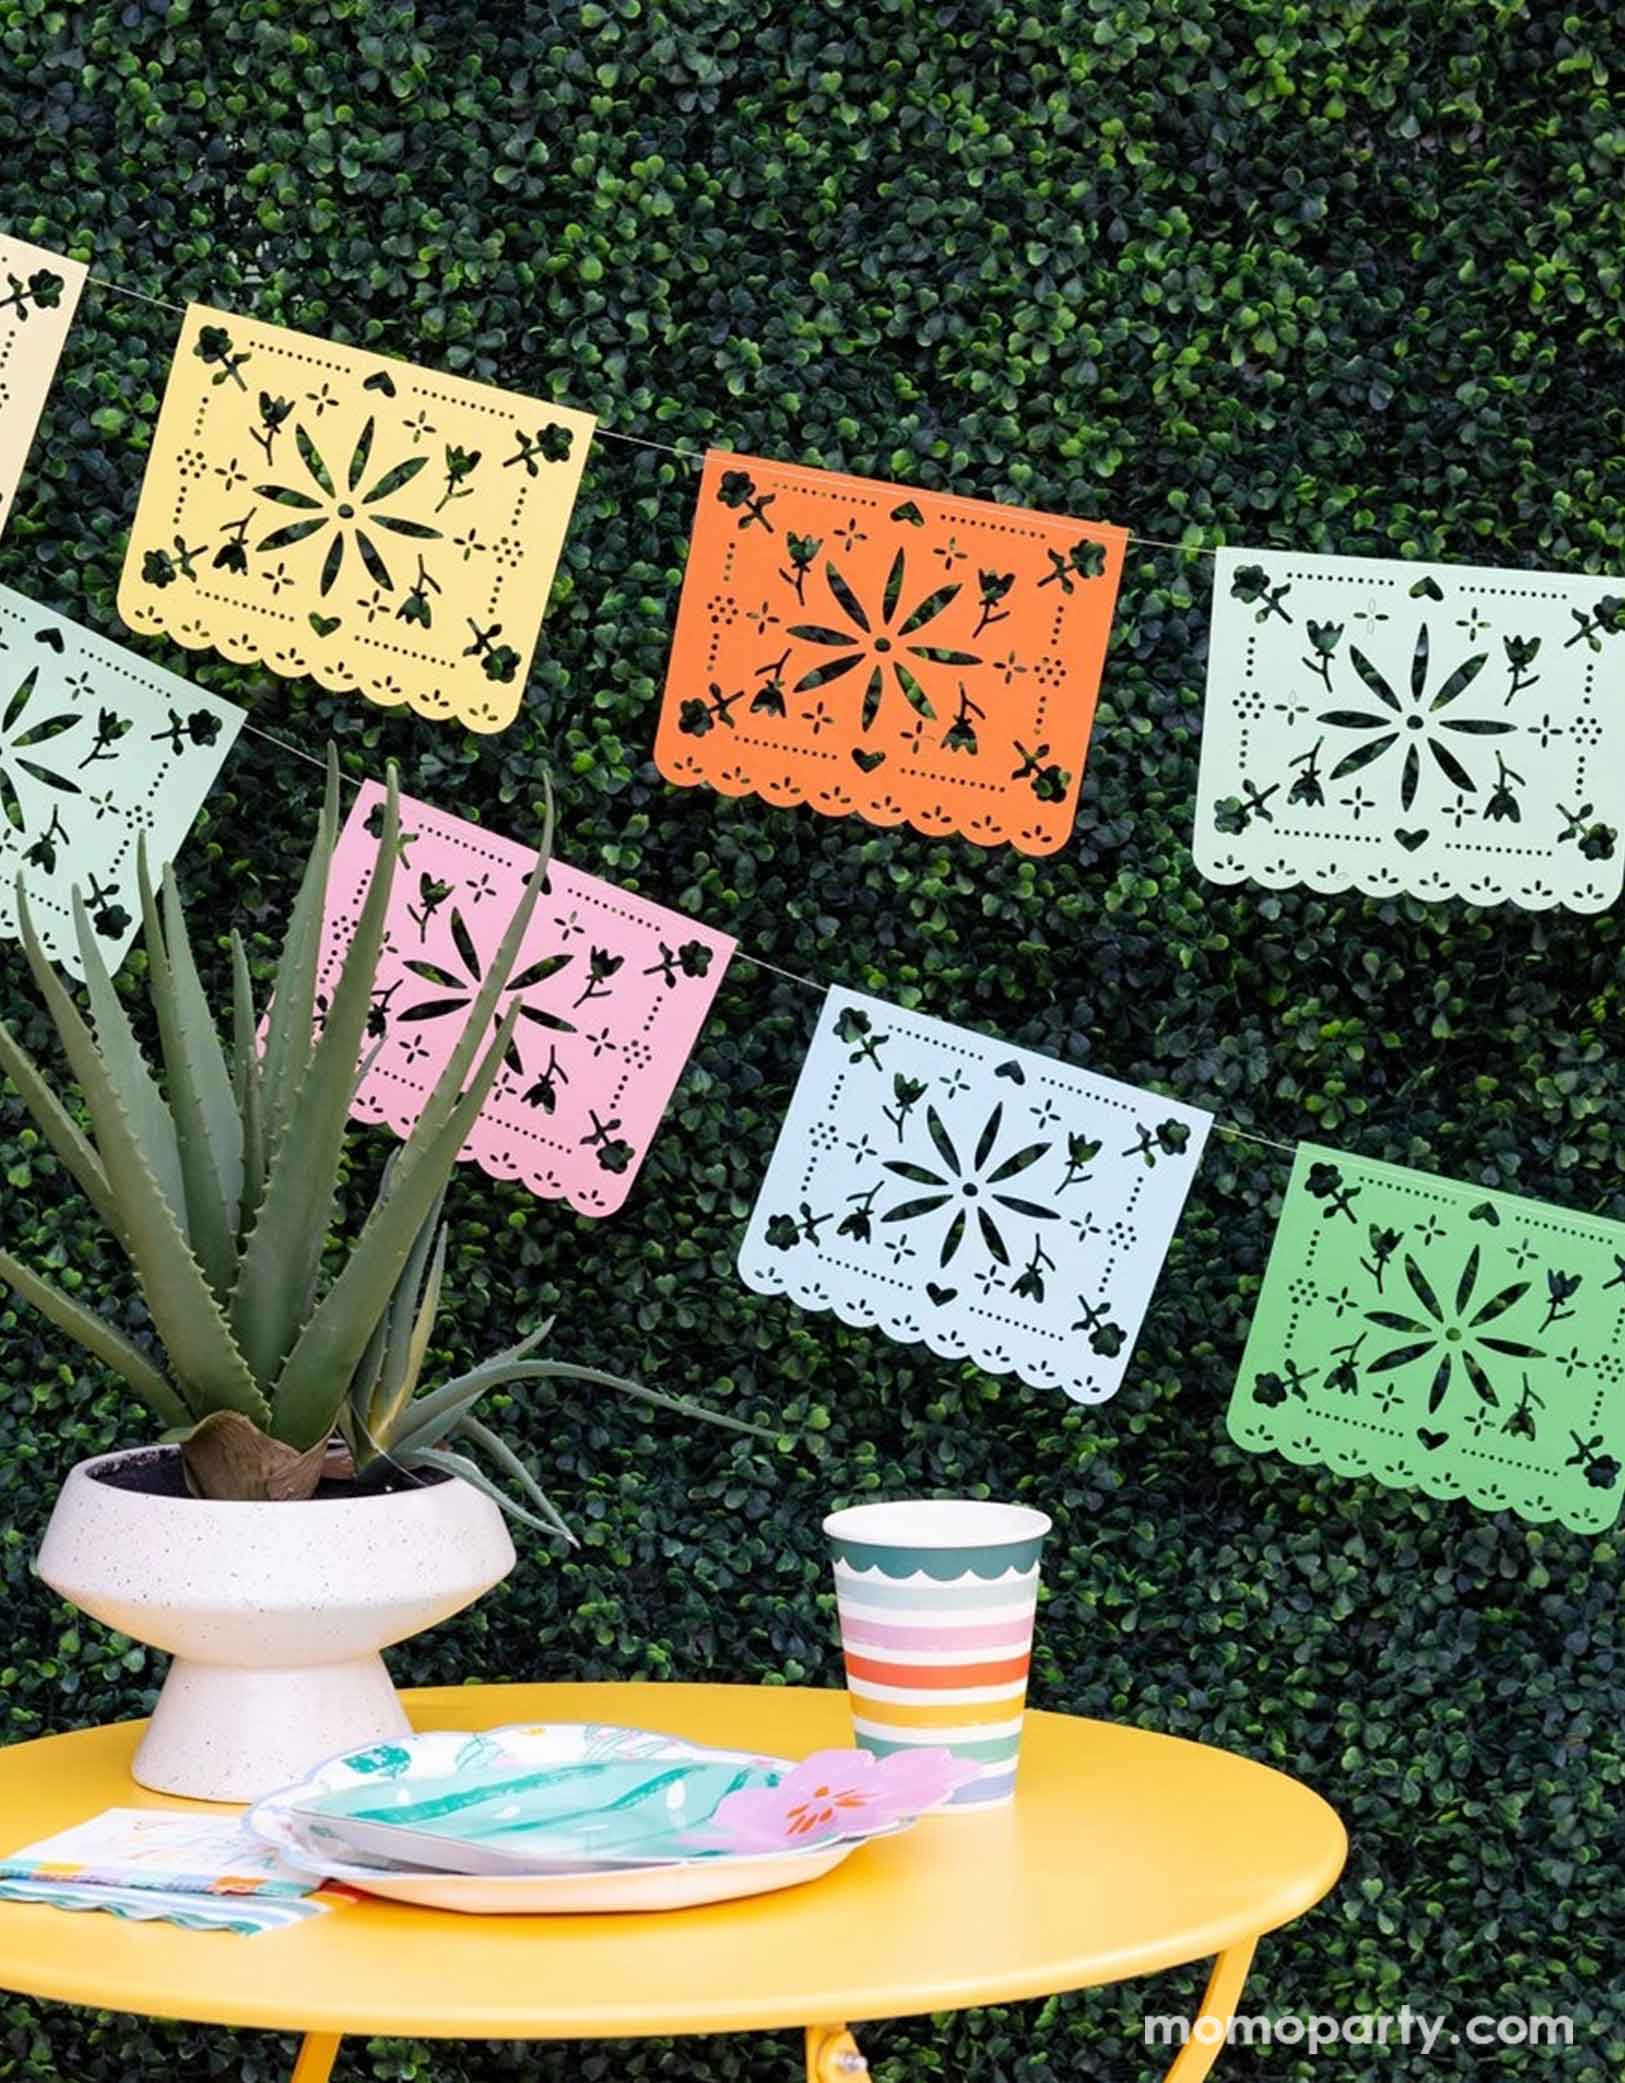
[781,533,820,602]
[1365,1244,1545,1413]
[1071,1294,1127,1354]
[251,392,294,463]
[572,945,624,1007]
[1320,623,1515,810]
[580,1110,634,1173]
[1252,1360,1317,1407]
[1039,539,1107,593]
[717,469,775,531]
[1503,633,1541,701]
[1565,1432,1621,1490]
[881,1073,928,1141]
[834,1003,886,1063]
[1287,738,1326,805]
[972,569,1014,636]
[642,939,714,988]
[22,806,67,872]
[1011,741,1071,802]
[1483,752,1525,822]
[255,417,439,596]
[1502,1376,1543,1440]
[462,619,522,684]
[677,683,744,737]
[400,907,576,1062]
[702,1747,975,1852]
[881,1101,1056,1268]
[942,684,984,754]
[788,549,982,732]
[504,424,575,474]
[0,665,80,833]
[1302,621,1342,691]
[195,323,250,389]
[1230,563,1293,623]
[83,872,130,939]
[0,268,66,321]
[435,444,481,512]
[1571,816,1615,860]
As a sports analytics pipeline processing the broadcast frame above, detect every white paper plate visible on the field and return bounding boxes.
[268,1833,857,1913]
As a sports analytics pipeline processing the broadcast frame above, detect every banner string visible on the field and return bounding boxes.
[86,263,1288,1155]
[229,712,1296,1163]
[88,273,184,317]
[72,252,1285,1159]
[82,261,1280,1155]
[82,268,1219,561]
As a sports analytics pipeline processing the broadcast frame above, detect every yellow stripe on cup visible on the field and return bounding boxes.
[844,1689,1028,1731]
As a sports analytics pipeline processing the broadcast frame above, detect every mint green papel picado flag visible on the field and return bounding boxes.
[1228,1144,1625,1533]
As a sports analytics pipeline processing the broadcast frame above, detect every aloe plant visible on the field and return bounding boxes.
[0,751,755,1530]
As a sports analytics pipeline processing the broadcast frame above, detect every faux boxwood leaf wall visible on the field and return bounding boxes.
[2,4,1623,2080]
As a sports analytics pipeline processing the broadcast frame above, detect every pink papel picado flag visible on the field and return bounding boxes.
[316,782,735,1215]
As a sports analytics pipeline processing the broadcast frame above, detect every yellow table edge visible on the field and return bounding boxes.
[0,1683,1348,2051]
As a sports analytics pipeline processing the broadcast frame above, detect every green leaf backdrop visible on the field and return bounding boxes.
[1,4,1622,2079]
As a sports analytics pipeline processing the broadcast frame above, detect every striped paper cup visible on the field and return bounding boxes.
[824,1499,1050,1810]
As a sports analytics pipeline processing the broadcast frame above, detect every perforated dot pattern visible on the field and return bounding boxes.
[0,585,244,978]
[116,305,595,735]
[738,986,1213,1403]
[315,781,737,1219]
[1196,548,1625,913]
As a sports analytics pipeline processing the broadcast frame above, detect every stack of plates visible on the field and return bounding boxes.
[247,1723,917,1914]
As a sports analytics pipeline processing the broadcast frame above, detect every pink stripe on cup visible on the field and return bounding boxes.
[837,1614,1036,1653]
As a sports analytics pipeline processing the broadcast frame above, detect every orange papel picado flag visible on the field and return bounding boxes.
[655,451,1127,854]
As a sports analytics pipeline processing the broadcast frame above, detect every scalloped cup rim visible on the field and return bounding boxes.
[823,1499,1052,1547]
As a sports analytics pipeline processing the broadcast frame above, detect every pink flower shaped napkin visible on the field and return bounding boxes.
[703,1747,977,1853]
[317,782,735,1215]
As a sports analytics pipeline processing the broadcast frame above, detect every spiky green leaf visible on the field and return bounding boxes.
[230,931,267,1235]
[17,887,268,1425]
[388,1355,771,1462]
[268,1003,521,1447]
[369,1207,447,1444]
[397,772,554,1177]
[260,745,343,1154]
[502,1360,776,1436]
[361,1318,554,1454]
[0,1014,118,1234]
[0,1248,190,1427]
[343,1305,392,1464]
[454,1414,577,1544]
[136,854,237,1303]
[158,855,243,1218]
[228,782,400,1385]
[70,890,187,1235]
[403,1442,568,1543]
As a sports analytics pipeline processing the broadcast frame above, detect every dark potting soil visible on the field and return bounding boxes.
[90,1446,447,1501]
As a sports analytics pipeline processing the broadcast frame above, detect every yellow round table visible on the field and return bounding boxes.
[0,1683,1345,2083]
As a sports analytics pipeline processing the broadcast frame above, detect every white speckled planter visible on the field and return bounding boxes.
[37,1448,516,1802]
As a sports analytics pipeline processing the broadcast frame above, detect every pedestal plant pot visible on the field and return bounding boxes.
[3,759,759,1809]
[38,1447,516,1802]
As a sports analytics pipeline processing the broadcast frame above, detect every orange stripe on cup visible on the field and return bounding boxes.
[843,1650,1031,1691]
[845,1692,1028,1730]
